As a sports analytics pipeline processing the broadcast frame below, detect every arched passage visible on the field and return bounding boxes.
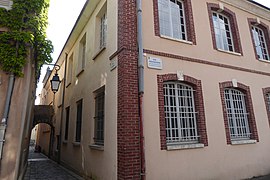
[32,105,55,157]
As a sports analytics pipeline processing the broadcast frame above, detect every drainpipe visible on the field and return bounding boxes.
[0,73,15,159]
[57,53,68,164]
[136,0,145,179]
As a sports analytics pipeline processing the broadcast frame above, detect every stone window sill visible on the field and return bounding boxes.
[231,139,257,145]
[92,46,106,60]
[72,142,81,147]
[217,48,242,56]
[62,140,68,144]
[89,144,104,151]
[160,35,193,45]
[167,143,204,151]
[258,58,270,63]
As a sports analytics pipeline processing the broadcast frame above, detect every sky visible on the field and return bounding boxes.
[35,0,270,104]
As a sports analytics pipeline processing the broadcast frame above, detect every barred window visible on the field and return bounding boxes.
[266,93,270,112]
[224,88,250,140]
[164,82,198,144]
[94,87,105,146]
[75,99,83,142]
[252,26,269,61]
[212,12,234,52]
[158,0,186,40]
[100,13,107,49]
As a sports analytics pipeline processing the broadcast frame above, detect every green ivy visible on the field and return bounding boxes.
[0,0,53,78]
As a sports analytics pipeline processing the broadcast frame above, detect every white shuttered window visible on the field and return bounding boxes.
[158,0,186,40]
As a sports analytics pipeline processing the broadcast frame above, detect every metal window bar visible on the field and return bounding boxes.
[266,93,270,112]
[164,82,199,145]
[94,91,105,145]
[252,26,269,60]
[224,89,251,140]
[100,14,107,49]
[212,12,234,52]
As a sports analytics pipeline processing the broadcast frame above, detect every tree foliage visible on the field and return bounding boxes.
[0,0,53,78]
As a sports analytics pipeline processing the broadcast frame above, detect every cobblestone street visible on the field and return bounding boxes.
[24,146,83,180]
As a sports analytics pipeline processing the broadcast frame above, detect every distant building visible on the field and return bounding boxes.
[38,0,270,179]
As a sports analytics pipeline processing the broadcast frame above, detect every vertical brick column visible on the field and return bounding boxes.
[117,0,141,179]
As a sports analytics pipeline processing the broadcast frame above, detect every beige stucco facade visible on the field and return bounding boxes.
[37,0,270,179]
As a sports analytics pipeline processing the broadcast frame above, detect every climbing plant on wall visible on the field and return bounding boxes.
[0,0,53,78]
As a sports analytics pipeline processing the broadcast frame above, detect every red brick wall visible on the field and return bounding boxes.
[117,0,141,179]
[207,3,243,54]
[157,74,208,150]
[247,18,270,60]
[219,81,259,144]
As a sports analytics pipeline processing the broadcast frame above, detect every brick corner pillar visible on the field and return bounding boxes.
[117,0,141,179]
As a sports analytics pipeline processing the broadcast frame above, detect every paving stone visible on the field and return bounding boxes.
[23,146,82,180]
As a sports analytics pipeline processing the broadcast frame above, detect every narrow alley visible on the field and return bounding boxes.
[23,145,83,180]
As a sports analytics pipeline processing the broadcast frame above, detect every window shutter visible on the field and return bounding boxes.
[0,0,13,10]
[158,0,171,37]
[170,1,181,39]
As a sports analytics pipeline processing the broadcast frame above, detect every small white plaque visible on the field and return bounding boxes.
[147,57,163,70]
[110,59,117,71]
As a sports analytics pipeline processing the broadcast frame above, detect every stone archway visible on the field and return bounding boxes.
[33,105,55,157]
[33,105,54,128]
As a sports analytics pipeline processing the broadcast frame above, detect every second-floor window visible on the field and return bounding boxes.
[252,26,269,61]
[100,13,107,49]
[212,12,234,52]
[207,3,242,54]
[158,0,186,40]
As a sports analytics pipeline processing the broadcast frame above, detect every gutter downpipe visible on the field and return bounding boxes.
[136,0,145,179]
[0,73,15,159]
[57,53,68,164]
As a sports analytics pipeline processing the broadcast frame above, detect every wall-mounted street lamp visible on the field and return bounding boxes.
[48,64,61,94]
[50,73,60,93]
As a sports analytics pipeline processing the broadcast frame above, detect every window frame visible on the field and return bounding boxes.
[64,106,70,141]
[99,13,107,49]
[207,3,242,55]
[153,0,196,44]
[158,74,208,150]
[212,12,234,52]
[248,18,270,62]
[163,81,199,145]
[224,88,250,140]
[263,87,270,127]
[77,34,86,76]
[93,86,105,146]
[219,81,259,144]
[75,99,83,143]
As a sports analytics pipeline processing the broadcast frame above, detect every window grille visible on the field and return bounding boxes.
[163,82,199,144]
[75,99,83,142]
[100,14,107,49]
[64,107,70,141]
[94,89,105,145]
[266,93,270,112]
[252,26,269,61]
[212,12,234,52]
[224,89,251,140]
[158,0,186,40]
